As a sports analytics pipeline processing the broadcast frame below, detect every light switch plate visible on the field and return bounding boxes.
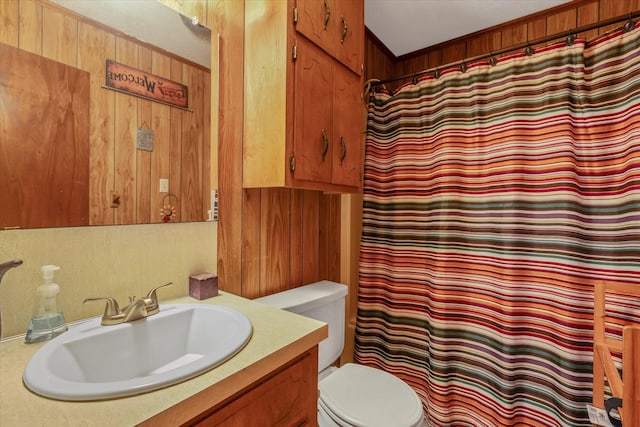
[159,178,169,193]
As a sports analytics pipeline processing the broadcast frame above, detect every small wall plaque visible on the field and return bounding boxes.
[105,59,188,109]
[137,127,154,151]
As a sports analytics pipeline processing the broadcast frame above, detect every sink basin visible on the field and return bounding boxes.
[23,303,252,401]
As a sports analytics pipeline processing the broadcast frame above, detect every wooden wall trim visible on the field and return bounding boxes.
[395,0,597,62]
[366,0,639,90]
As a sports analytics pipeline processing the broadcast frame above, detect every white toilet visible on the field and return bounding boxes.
[255,280,424,427]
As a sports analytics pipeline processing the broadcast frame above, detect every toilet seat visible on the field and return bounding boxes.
[318,363,424,427]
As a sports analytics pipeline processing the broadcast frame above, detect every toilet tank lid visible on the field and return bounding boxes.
[254,280,347,314]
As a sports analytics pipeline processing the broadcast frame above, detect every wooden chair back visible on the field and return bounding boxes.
[593,281,640,426]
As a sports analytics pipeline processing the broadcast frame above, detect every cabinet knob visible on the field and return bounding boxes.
[339,136,347,165]
[321,129,329,161]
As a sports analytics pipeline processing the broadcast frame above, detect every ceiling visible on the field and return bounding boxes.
[365,0,571,57]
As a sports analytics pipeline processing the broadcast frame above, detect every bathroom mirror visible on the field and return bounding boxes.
[0,0,213,229]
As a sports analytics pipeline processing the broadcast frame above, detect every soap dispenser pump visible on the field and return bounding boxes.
[25,265,68,344]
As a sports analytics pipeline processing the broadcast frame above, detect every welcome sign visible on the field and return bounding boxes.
[105,60,188,109]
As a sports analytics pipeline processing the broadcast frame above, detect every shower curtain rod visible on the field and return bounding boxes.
[369,10,640,88]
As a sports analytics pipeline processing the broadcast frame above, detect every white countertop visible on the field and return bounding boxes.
[0,291,327,426]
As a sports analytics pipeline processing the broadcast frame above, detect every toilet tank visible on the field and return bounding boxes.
[254,280,348,372]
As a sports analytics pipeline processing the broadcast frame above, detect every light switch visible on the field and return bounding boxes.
[159,178,169,193]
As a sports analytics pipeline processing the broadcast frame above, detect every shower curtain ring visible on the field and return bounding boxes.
[623,14,635,32]
[524,44,535,56]
[565,31,576,46]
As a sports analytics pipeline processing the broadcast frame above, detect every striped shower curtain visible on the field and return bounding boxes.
[355,23,640,427]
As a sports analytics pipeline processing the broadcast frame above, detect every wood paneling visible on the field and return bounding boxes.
[150,53,171,224]
[301,191,321,284]
[599,0,640,33]
[289,190,305,287]
[212,0,245,296]
[3,0,210,228]
[0,1,19,46]
[42,6,76,65]
[466,32,501,59]
[260,188,291,294]
[78,21,115,225]
[114,37,138,225]
[241,188,262,299]
[18,0,42,55]
[500,22,528,52]
[441,41,466,66]
[546,8,577,37]
[182,63,205,222]
[577,1,601,40]
[137,47,153,225]
[237,187,338,300]
[366,0,639,89]
[364,27,394,83]
[169,59,184,222]
[202,57,212,218]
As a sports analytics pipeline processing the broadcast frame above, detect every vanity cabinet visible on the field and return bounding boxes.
[192,349,318,426]
[244,0,364,193]
[0,292,327,427]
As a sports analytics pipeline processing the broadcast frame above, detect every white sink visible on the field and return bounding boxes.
[23,304,252,401]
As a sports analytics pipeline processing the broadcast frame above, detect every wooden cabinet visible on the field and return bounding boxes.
[295,0,364,75]
[244,0,364,193]
[191,350,318,426]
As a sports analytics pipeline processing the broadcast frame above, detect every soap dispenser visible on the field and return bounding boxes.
[25,265,68,343]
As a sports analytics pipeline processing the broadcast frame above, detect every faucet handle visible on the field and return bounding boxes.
[84,297,121,318]
[145,282,172,309]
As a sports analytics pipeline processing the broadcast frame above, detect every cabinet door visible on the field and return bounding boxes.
[333,0,363,75]
[295,0,335,57]
[332,65,362,188]
[194,350,318,426]
[293,37,334,184]
[296,0,363,76]
[0,43,90,229]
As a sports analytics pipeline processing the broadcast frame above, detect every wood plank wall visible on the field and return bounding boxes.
[366,0,640,91]
[0,0,210,226]
[208,0,341,298]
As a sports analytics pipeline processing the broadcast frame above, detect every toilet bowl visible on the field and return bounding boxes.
[255,281,424,427]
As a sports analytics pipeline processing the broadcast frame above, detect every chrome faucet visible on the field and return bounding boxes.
[84,282,172,326]
[0,259,22,283]
[0,259,23,338]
